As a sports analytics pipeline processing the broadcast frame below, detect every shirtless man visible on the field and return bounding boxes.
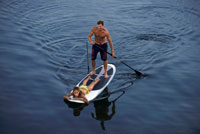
[88,20,115,78]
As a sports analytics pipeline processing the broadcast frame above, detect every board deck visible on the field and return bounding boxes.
[67,64,116,103]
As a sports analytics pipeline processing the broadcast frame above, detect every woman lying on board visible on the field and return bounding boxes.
[64,75,100,103]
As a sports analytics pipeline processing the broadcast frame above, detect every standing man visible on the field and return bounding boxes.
[88,20,115,78]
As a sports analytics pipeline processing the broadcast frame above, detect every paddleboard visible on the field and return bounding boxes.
[67,64,116,103]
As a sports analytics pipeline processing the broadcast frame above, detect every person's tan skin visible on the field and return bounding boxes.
[88,21,115,78]
[64,89,89,103]
[64,76,100,104]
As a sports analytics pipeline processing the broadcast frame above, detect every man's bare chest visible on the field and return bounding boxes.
[94,31,106,38]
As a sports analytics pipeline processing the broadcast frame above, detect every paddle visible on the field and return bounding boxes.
[86,41,90,73]
[94,44,143,77]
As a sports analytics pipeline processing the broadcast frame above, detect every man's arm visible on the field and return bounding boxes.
[88,27,95,45]
[106,32,115,57]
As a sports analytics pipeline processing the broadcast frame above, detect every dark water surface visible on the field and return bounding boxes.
[1,0,200,134]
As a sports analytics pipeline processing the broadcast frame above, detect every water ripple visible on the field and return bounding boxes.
[1,0,200,134]
[136,34,176,43]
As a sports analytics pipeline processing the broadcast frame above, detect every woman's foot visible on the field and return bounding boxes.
[88,76,94,81]
[96,77,100,81]
[93,77,100,85]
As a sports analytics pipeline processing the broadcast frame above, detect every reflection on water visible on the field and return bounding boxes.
[64,99,88,116]
[64,87,125,130]
[91,99,115,130]
[91,88,125,130]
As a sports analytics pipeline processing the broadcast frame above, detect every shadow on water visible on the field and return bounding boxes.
[64,87,125,130]
[91,88,125,130]
[64,100,88,116]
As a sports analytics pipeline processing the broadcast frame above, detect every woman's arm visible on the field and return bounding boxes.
[81,95,89,104]
[64,92,72,100]
[72,96,89,104]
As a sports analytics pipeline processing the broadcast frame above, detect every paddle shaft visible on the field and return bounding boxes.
[94,44,143,76]
[86,42,90,73]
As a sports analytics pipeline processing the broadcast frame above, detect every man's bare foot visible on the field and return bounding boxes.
[104,73,109,79]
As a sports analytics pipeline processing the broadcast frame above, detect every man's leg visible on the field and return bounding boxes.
[91,60,96,75]
[100,43,108,78]
[91,45,98,75]
[104,60,108,78]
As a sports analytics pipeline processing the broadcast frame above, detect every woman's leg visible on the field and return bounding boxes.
[82,76,93,86]
[87,78,100,91]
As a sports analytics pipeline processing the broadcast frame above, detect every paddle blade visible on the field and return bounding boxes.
[135,70,143,78]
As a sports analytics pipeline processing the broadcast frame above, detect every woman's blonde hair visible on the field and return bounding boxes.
[73,86,80,92]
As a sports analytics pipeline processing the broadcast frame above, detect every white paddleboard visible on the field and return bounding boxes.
[67,64,116,103]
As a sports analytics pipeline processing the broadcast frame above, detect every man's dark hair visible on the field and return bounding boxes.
[97,20,104,26]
